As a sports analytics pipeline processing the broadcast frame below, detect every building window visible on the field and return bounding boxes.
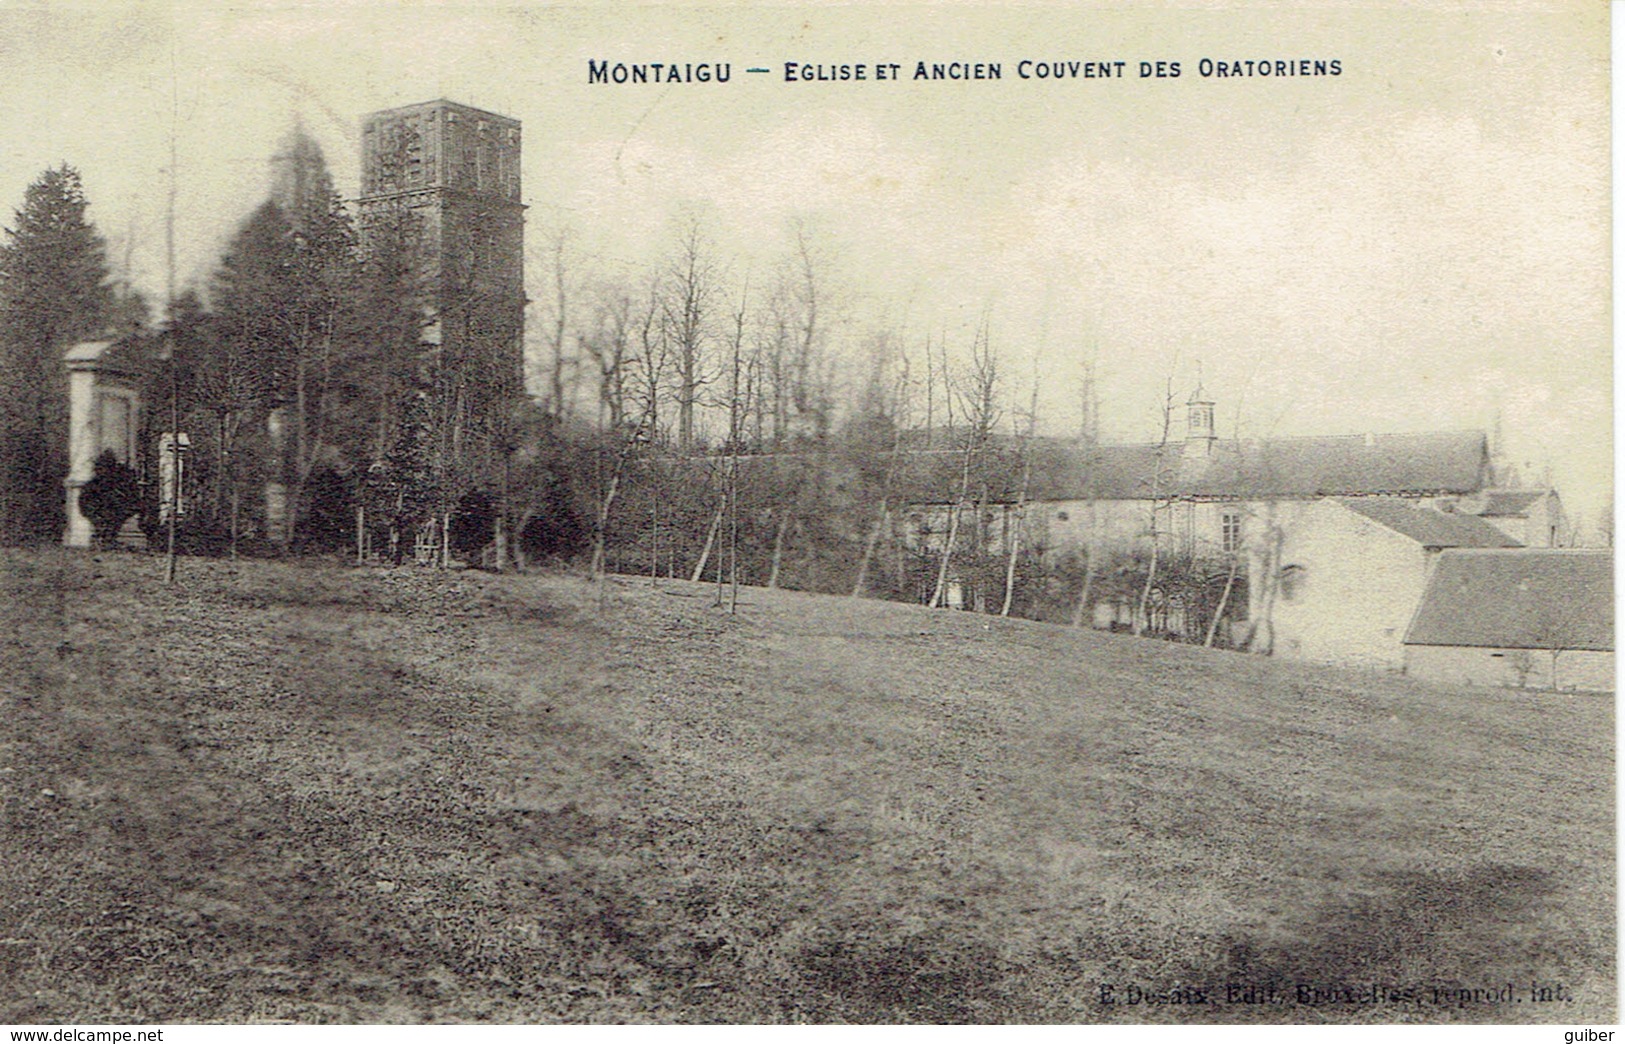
[1221,511,1243,553]
[1279,563,1306,603]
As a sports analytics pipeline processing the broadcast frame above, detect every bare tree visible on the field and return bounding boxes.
[590,280,666,591]
[1204,398,1255,648]
[746,226,843,590]
[1134,375,1177,635]
[580,281,636,434]
[533,224,579,425]
[851,333,912,597]
[717,279,750,612]
[1070,357,1102,627]
[783,223,837,441]
[930,325,1000,609]
[662,216,718,452]
[174,293,258,557]
[1000,365,1040,617]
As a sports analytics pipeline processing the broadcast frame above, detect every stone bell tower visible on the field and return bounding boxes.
[355,99,526,402]
[1184,382,1216,460]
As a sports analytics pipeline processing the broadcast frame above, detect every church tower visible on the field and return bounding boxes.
[356,99,526,401]
[1184,382,1216,458]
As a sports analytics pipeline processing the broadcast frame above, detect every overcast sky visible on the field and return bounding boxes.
[0,2,1608,531]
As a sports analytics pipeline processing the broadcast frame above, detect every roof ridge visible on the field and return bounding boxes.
[1228,428,1485,442]
[1436,546,1609,556]
[1078,429,1486,449]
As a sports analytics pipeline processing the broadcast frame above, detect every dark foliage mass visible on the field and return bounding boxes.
[300,466,355,552]
[519,473,591,561]
[77,450,140,547]
[450,489,495,556]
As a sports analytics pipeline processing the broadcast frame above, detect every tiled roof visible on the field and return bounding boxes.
[1405,549,1613,651]
[712,427,1492,507]
[898,429,1489,503]
[1340,498,1520,549]
[1470,489,1546,517]
[62,337,152,377]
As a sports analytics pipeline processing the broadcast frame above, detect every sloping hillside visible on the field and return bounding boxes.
[0,550,1613,1023]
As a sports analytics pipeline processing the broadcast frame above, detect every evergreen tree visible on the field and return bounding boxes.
[210,201,296,399]
[343,202,428,469]
[279,184,357,542]
[169,289,249,549]
[0,164,113,543]
[210,128,360,548]
[361,388,439,563]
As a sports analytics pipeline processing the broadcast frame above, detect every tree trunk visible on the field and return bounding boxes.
[1000,504,1021,617]
[1205,553,1240,647]
[931,395,983,609]
[931,501,964,609]
[727,464,739,613]
[1071,544,1096,628]
[648,483,661,586]
[691,506,723,583]
[214,414,226,520]
[768,512,792,589]
[1136,540,1159,636]
[591,465,625,580]
[891,509,908,595]
[492,449,511,572]
[852,504,889,597]
[712,497,727,608]
[1245,520,1282,655]
[228,480,240,561]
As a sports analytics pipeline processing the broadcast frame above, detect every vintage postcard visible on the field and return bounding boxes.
[0,0,1611,1030]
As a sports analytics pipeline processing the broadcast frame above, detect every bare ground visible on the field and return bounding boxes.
[0,549,1613,1023]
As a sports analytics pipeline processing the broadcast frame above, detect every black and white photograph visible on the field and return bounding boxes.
[0,0,1612,1029]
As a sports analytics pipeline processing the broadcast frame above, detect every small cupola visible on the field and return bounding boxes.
[1186,384,1215,444]
[1181,381,1217,468]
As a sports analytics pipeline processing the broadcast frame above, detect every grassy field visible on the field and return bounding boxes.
[0,548,1613,1024]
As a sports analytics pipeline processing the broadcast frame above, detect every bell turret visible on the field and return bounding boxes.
[1185,383,1216,458]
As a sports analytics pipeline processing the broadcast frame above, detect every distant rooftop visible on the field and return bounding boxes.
[1340,497,1519,549]
[1405,549,1613,651]
[897,429,1492,503]
[63,337,150,374]
[1467,489,1548,517]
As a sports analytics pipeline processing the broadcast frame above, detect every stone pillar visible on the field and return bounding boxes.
[62,340,144,548]
[62,361,100,548]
